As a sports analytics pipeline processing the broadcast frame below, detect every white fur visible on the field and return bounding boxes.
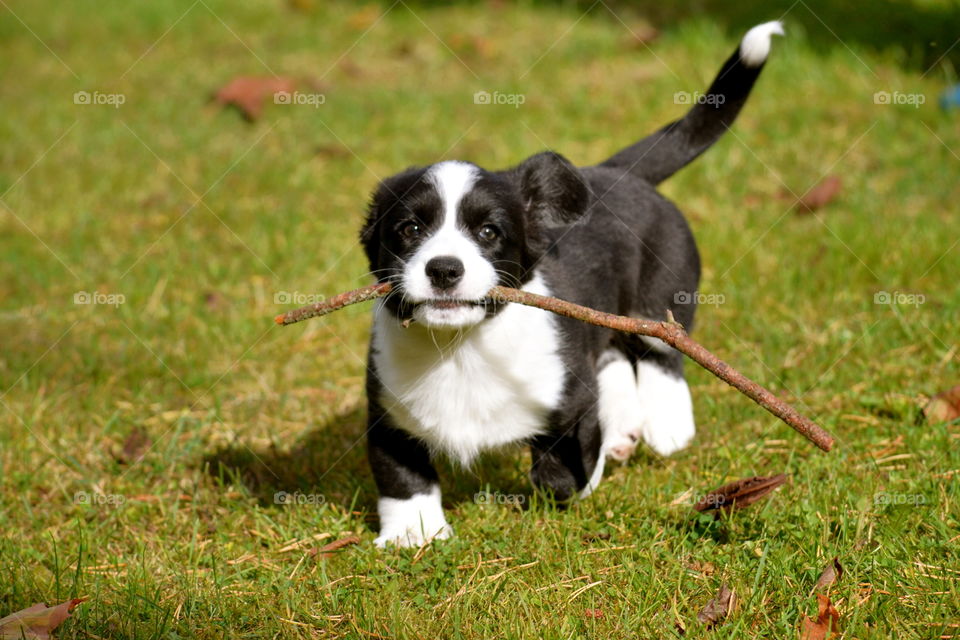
[579,454,606,499]
[403,161,497,328]
[636,360,696,456]
[372,273,566,467]
[739,21,784,68]
[597,354,645,462]
[374,485,452,548]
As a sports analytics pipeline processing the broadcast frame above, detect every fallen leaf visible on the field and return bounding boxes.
[346,5,381,31]
[204,291,226,311]
[799,593,840,640]
[697,584,735,628]
[338,59,364,78]
[112,427,151,465]
[924,384,960,424]
[287,0,315,13]
[813,557,843,593]
[310,534,361,559]
[213,75,297,121]
[693,474,789,514]
[0,598,86,639]
[794,176,842,213]
[687,560,716,576]
[622,23,660,48]
[582,531,611,543]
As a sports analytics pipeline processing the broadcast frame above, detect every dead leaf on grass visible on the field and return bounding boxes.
[813,557,843,593]
[794,176,842,214]
[112,427,151,465]
[799,593,840,640]
[693,474,788,515]
[924,384,960,424]
[697,584,735,628]
[0,598,86,639]
[213,75,297,121]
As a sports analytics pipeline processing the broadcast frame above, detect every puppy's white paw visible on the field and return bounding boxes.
[636,361,696,456]
[374,486,452,549]
[604,430,640,462]
[374,522,453,548]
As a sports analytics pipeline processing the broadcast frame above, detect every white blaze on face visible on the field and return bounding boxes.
[403,161,498,328]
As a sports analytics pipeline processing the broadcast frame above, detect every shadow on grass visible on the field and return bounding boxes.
[200,404,533,517]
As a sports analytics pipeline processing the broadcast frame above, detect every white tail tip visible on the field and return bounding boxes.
[740,21,785,67]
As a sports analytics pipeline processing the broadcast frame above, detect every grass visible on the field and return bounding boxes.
[1,1,959,637]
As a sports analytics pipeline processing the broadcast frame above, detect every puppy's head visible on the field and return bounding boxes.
[361,152,590,329]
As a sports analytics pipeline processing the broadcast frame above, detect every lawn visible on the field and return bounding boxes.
[1,1,958,638]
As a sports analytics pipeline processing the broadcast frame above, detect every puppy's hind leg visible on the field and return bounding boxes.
[635,352,696,457]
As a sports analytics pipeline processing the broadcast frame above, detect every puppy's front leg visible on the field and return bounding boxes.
[367,410,452,548]
[529,412,604,502]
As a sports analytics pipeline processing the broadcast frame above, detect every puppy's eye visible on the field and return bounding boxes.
[400,222,422,239]
[477,225,499,242]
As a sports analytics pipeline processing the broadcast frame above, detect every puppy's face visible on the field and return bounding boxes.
[361,154,591,329]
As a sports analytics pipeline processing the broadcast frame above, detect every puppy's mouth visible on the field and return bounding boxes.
[418,299,483,310]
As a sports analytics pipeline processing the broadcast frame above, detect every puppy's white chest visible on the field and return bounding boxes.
[371,279,566,465]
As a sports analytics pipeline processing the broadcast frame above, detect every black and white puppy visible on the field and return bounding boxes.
[359,22,784,547]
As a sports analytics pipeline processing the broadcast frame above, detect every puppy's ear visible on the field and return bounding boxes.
[359,188,386,274]
[360,167,424,275]
[518,151,591,230]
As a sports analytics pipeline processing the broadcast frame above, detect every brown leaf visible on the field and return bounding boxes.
[213,76,297,121]
[799,593,840,640]
[112,427,151,465]
[622,23,660,48]
[687,560,716,576]
[346,5,381,31]
[311,534,360,559]
[814,557,843,592]
[794,176,842,214]
[924,384,960,424]
[0,598,86,639]
[697,584,735,628]
[693,474,789,514]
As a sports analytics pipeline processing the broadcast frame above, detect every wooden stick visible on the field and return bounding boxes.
[275,283,834,452]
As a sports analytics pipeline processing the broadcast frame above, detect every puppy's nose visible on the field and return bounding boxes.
[425,256,465,290]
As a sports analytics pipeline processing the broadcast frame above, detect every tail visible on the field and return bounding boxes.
[600,21,784,185]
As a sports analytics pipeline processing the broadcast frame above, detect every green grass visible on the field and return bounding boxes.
[1,1,959,638]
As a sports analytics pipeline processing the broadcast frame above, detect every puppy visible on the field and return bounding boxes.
[359,22,784,547]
